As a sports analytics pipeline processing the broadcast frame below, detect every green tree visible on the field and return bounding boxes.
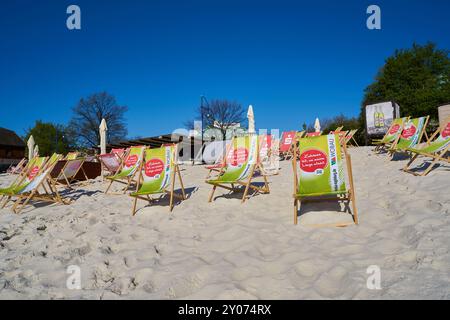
[24,121,72,156]
[311,114,365,145]
[361,42,450,123]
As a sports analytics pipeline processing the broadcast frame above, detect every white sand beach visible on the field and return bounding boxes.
[0,147,449,299]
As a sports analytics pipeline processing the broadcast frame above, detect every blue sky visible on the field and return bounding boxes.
[1,0,449,138]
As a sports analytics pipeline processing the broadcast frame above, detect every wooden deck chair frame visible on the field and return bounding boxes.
[345,129,359,147]
[130,144,186,215]
[292,135,358,227]
[98,152,123,178]
[0,156,42,205]
[403,144,449,176]
[330,130,349,147]
[205,141,232,180]
[1,155,68,213]
[53,158,89,188]
[7,158,27,174]
[10,157,36,182]
[105,146,145,194]
[111,148,126,160]
[403,116,450,176]
[388,116,429,157]
[10,158,69,214]
[280,131,303,161]
[207,136,270,203]
[1,156,49,210]
[334,126,344,132]
[258,134,275,175]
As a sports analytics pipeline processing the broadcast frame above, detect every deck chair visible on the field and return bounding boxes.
[111,148,126,159]
[1,154,67,214]
[345,129,359,147]
[306,131,322,137]
[51,158,88,187]
[65,152,79,160]
[130,144,186,215]
[279,131,298,160]
[1,157,47,204]
[261,135,281,176]
[292,134,358,227]
[105,146,146,194]
[403,117,450,176]
[98,152,122,176]
[389,116,429,155]
[373,117,409,152]
[329,130,349,146]
[6,158,27,174]
[204,140,232,179]
[2,157,38,195]
[258,134,277,175]
[334,126,344,132]
[206,135,270,203]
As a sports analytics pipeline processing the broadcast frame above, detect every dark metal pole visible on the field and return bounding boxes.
[55,128,58,154]
[201,96,204,145]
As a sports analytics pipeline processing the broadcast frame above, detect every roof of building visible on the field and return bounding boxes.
[0,127,26,147]
[106,133,190,150]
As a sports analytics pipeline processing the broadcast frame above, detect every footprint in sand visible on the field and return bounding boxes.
[165,274,204,298]
[294,259,331,278]
[231,266,263,281]
[314,265,350,298]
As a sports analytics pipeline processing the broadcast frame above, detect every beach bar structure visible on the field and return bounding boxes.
[0,127,26,172]
[106,133,203,164]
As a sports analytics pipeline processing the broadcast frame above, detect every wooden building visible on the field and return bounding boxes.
[0,127,26,172]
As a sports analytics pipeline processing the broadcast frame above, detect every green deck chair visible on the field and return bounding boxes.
[292,134,358,227]
[206,135,270,203]
[3,154,66,214]
[1,156,39,197]
[403,116,450,176]
[130,144,186,215]
[105,146,146,194]
[1,157,47,194]
[0,156,50,211]
[389,116,429,155]
[373,117,409,152]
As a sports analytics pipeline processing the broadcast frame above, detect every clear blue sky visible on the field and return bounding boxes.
[1,0,449,138]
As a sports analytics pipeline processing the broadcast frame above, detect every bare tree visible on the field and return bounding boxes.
[68,92,128,147]
[186,99,246,140]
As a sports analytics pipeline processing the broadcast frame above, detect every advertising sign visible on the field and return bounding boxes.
[297,134,345,195]
[365,101,400,137]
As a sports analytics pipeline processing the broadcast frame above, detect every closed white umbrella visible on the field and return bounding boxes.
[33,145,39,157]
[99,118,108,155]
[27,135,35,160]
[247,105,255,134]
[314,118,321,133]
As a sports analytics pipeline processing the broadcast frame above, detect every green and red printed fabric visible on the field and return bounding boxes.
[296,134,346,197]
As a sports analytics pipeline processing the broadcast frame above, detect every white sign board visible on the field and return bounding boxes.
[365,101,400,136]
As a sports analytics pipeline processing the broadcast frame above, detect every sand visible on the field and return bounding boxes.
[0,147,449,299]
